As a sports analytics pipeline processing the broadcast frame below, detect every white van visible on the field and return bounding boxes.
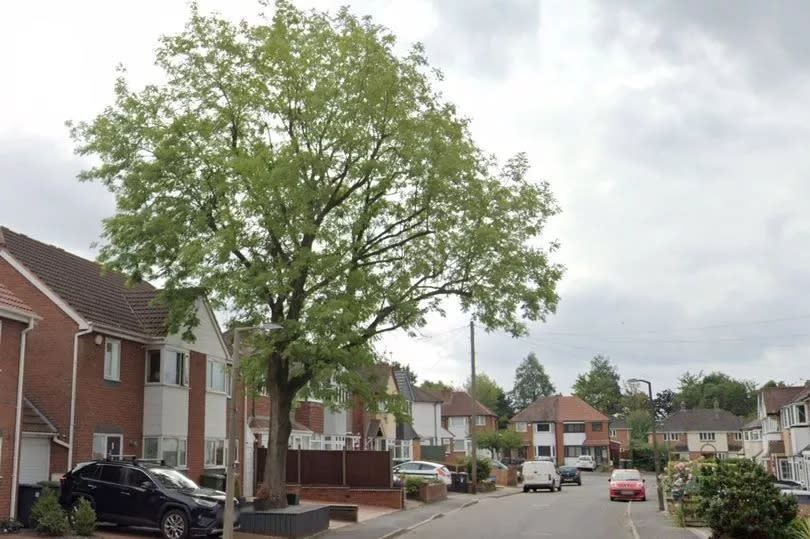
[521,459,562,492]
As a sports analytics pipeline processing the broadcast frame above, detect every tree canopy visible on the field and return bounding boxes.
[572,355,622,416]
[70,0,563,507]
[420,380,454,395]
[464,373,502,413]
[676,371,757,416]
[509,352,556,411]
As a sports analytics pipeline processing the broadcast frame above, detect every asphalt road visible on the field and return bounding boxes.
[403,473,696,539]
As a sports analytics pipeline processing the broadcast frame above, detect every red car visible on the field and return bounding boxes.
[609,469,646,501]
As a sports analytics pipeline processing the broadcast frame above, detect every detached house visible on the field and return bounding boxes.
[775,384,810,488]
[653,402,743,461]
[393,371,454,462]
[0,227,236,495]
[753,385,806,474]
[510,395,610,466]
[441,391,497,458]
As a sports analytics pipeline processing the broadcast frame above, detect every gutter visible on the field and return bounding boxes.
[68,326,93,469]
[10,318,35,517]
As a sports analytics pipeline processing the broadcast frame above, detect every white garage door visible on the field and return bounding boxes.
[19,437,50,484]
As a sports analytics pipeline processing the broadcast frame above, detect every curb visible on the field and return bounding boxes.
[379,513,445,538]
[491,490,523,499]
[461,500,479,509]
[688,528,712,539]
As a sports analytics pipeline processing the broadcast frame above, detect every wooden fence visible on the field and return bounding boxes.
[255,448,393,489]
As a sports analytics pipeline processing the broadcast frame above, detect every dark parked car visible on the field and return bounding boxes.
[60,459,238,539]
[559,466,581,485]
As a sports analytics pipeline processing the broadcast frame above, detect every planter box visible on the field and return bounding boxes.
[240,504,329,538]
[418,483,448,503]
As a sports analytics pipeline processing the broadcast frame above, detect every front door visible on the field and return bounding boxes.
[107,435,122,458]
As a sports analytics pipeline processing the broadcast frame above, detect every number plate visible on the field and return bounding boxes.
[621,490,635,496]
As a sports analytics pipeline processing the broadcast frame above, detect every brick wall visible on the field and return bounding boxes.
[0,258,77,456]
[188,351,206,481]
[295,402,324,434]
[252,395,271,418]
[287,485,403,509]
[586,420,610,443]
[73,333,145,466]
[614,428,631,448]
[0,317,24,518]
[555,423,565,465]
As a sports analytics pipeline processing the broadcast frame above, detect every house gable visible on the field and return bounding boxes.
[163,299,229,360]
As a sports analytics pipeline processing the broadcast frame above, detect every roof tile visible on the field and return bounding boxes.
[511,395,608,423]
[659,408,743,432]
[0,283,37,318]
[763,386,806,414]
[441,391,496,417]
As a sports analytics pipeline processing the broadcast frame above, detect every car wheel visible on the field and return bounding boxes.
[641,496,646,502]
[161,509,189,539]
[523,486,529,493]
[577,480,582,486]
[610,497,615,501]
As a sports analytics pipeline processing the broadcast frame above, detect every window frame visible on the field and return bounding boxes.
[536,423,550,432]
[563,423,585,433]
[142,436,188,469]
[591,422,603,432]
[515,422,527,432]
[751,430,761,441]
[536,445,552,457]
[206,358,231,395]
[475,415,486,427]
[733,432,743,441]
[796,404,807,425]
[780,459,793,480]
[92,433,123,459]
[564,445,583,458]
[145,348,190,388]
[205,438,227,468]
[699,432,716,441]
[104,338,121,382]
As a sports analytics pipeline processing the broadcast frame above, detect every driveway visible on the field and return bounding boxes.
[403,473,696,539]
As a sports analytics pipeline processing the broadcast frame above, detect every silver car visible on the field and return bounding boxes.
[393,460,452,485]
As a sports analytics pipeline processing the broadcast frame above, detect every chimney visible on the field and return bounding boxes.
[680,401,687,412]
[713,398,720,411]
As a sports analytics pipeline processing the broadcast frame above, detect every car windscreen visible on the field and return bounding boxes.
[560,467,576,472]
[149,468,199,490]
[611,471,641,481]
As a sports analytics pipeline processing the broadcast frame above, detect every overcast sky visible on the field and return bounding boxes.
[3,0,810,397]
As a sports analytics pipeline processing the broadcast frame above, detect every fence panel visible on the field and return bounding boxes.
[345,450,391,488]
[300,450,344,485]
[420,445,447,463]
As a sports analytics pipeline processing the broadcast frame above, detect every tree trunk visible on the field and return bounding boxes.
[263,375,293,508]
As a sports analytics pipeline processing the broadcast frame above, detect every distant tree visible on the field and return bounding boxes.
[653,389,676,420]
[499,429,524,455]
[573,355,622,416]
[464,373,503,413]
[509,352,556,411]
[389,361,417,386]
[762,380,787,389]
[628,409,652,442]
[495,391,515,429]
[675,371,757,416]
[621,382,649,414]
[477,430,501,451]
[420,380,454,395]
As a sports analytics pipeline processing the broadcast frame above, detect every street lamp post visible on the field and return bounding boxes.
[628,378,665,512]
[223,323,282,539]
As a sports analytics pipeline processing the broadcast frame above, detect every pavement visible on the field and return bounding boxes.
[325,473,700,539]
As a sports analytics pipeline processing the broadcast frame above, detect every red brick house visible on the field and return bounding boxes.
[510,395,610,467]
[0,227,237,497]
[440,391,498,459]
[0,284,40,518]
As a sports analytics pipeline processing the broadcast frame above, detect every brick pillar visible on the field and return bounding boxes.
[188,352,206,482]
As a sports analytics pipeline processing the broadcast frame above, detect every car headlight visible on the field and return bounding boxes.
[194,498,219,508]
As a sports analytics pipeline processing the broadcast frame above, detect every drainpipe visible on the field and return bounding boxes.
[10,318,35,517]
[68,327,93,470]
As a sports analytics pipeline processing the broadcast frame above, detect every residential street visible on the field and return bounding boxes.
[403,474,695,539]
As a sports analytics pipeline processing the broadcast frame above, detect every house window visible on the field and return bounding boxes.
[609,428,616,437]
[536,423,550,432]
[515,422,527,432]
[450,417,468,429]
[780,459,793,480]
[591,422,602,432]
[663,433,679,442]
[564,446,583,457]
[207,359,230,394]
[165,351,189,386]
[751,430,761,441]
[205,439,226,467]
[563,423,585,433]
[476,416,486,427]
[536,445,551,457]
[733,432,743,441]
[699,432,716,441]
[92,433,123,459]
[104,339,121,381]
[147,350,161,383]
[744,431,750,441]
[797,404,807,425]
[716,453,727,460]
[143,437,187,468]
[453,439,466,452]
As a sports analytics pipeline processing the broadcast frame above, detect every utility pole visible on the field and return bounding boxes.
[222,329,241,539]
[629,378,664,512]
[469,319,477,493]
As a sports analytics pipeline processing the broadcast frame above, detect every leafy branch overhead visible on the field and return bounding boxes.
[70,0,564,401]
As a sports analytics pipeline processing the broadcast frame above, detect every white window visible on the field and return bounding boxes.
[699,432,716,441]
[733,432,743,441]
[453,439,467,452]
[207,359,230,394]
[536,423,551,432]
[205,439,226,467]
[609,428,616,437]
[476,416,486,426]
[716,452,727,460]
[796,404,807,425]
[751,430,761,441]
[515,422,527,432]
[92,433,122,459]
[450,417,468,429]
[104,339,121,381]
[143,437,187,468]
[165,351,189,386]
[744,431,750,441]
[663,433,680,442]
[780,459,793,480]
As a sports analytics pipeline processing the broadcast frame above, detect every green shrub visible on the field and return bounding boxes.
[697,459,797,539]
[31,489,69,536]
[789,517,810,539]
[71,498,97,536]
[464,457,492,481]
[405,476,427,496]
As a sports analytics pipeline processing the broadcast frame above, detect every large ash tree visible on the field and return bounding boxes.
[71,1,563,507]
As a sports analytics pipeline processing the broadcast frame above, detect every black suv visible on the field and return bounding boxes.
[59,459,238,538]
